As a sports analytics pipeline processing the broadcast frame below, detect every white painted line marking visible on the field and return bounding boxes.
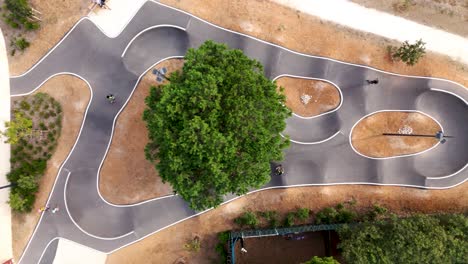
[121,25,187,58]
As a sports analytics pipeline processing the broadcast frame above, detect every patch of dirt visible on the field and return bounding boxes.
[98,59,184,204]
[351,112,441,158]
[11,75,90,262]
[277,77,340,117]
[1,0,89,75]
[106,184,467,264]
[352,0,468,37]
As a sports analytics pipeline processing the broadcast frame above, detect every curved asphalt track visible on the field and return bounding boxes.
[8,1,468,263]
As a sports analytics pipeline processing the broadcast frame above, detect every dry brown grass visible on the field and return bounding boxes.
[277,77,340,117]
[352,112,441,157]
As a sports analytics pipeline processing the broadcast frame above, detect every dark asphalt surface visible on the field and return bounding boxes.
[8,1,467,263]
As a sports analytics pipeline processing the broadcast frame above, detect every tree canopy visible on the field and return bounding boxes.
[338,214,468,264]
[143,40,291,210]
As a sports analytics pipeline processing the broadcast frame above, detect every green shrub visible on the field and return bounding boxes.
[296,208,310,221]
[39,122,46,130]
[19,100,30,111]
[336,209,357,223]
[284,212,296,227]
[215,231,229,262]
[389,39,426,66]
[366,204,389,221]
[24,20,39,30]
[4,0,39,31]
[14,37,30,51]
[259,210,279,227]
[315,207,338,225]
[235,211,258,228]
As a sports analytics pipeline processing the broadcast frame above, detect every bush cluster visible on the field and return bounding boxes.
[3,0,39,30]
[5,93,62,212]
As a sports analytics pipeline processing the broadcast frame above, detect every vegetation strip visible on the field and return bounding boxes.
[2,92,62,212]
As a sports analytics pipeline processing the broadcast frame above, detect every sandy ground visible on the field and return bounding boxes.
[234,232,326,264]
[352,0,468,37]
[11,76,90,262]
[277,77,340,117]
[107,183,467,264]
[99,60,184,204]
[2,0,89,76]
[352,112,441,158]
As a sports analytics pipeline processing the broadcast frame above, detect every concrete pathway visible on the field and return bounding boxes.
[0,27,13,263]
[274,0,468,65]
[7,1,468,263]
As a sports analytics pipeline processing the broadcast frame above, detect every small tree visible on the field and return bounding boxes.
[1,112,33,144]
[390,39,426,66]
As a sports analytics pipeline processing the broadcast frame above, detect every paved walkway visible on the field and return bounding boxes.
[0,27,12,263]
[7,1,468,263]
[274,0,468,65]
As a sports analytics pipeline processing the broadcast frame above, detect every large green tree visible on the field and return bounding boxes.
[143,40,291,210]
[338,214,468,264]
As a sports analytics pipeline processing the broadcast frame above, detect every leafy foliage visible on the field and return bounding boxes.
[259,210,279,227]
[296,208,310,221]
[235,211,259,228]
[215,231,230,262]
[315,204,357,225]
[3,0,39,30]
[1,112,32,144]
[143,40,291,210]
[338,214,468,264]
[284,212,296,227]
[302,256,340,264]
[7,93,62,212]
[13,37,30,51]
[389,39,426,66]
